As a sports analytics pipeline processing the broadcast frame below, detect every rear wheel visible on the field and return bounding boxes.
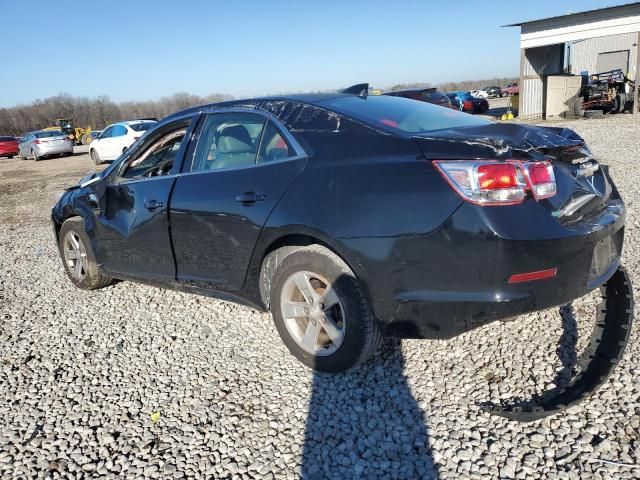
[32,150,40,161]
[58,217,113,290]
[7,155,14,159]
[90,149,102,165]
[270,245,381,372]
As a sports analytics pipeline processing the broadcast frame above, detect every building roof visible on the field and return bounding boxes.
[504,1,640,27]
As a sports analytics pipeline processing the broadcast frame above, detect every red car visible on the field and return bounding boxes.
[0,136,19,158]
[501,83,520,97]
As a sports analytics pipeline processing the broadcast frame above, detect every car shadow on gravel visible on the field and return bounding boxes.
[301,338,438,479]
[554,305,579,389]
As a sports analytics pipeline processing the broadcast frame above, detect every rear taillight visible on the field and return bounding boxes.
[523,161,557,199]
[463,100,474,110]
[433,160,557,206]
[33,139,41,144]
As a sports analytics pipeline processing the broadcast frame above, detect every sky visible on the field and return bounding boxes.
[0,0,625,107]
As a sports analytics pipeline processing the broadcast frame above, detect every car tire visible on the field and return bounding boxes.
[269,245,382,372]
[58,217,113,290]
[584,109,604,119]
[32,150,40,161]
[90,149,102,165]
[20,153,27,160]
[8,155,14,159]
[614,93,626,113]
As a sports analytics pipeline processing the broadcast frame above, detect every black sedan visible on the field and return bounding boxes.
[52,89,632,414]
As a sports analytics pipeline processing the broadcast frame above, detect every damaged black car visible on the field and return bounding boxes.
[52,85,633,420]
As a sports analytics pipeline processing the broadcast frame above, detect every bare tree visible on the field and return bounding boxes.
[0,92,234,136]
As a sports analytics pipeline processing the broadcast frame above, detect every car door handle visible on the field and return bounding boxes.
[144,199,163,210]
[235,192,266,204]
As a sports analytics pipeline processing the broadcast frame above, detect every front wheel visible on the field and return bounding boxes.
[58,217,113,290]
[270,245,381,372]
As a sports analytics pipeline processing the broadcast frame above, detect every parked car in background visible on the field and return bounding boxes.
[501,83,520,97]
[446,91,489,114]
[471,89,489,99]
[483,86,502,98]
[90,130,102,142]
[0,136,19,158]
[19,131,74,161]
[383,87,454,109]
[89,120,157,164]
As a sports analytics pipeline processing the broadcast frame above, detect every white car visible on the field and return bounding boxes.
[470,89,489,99]
[89,120,157,164]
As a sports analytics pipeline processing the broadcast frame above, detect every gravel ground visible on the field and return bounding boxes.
[1,116,639,479]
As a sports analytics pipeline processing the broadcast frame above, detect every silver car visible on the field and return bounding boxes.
[19,130,74,161]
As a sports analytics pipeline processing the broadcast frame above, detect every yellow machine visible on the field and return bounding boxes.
[43,118,93,145]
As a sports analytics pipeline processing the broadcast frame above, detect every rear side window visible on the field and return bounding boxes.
[322,95,489,134]
[130,122,156,132]
[191,113,265,172]
[257,121,294,163]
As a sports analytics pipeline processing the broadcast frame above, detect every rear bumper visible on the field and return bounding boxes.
[342,198,625,339]
[35,143,74,157]
[0,147,18,156]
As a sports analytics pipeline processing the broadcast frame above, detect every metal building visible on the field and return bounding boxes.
[507,2,640,119]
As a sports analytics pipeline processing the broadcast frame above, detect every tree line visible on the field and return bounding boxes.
[0,92,233,136]
[389,77,519,93]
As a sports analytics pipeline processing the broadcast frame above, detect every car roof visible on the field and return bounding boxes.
[116,120,157,126]
[162,91,375,123]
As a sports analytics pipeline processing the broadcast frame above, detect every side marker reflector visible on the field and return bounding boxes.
[508,268,557,284]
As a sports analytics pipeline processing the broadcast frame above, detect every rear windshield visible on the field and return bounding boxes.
[129,122,156,132]
[322,95,489,134]
[35,131,65,138]
[0,136,15,141]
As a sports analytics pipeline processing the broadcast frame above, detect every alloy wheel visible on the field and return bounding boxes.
[63,231,88,280]
[280,270,346,356]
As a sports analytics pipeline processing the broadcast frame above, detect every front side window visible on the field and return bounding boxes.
[120,123,189,179]
[113,125,127,137]
[192,113,265,172]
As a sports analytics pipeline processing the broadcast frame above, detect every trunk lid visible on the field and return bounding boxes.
[413,123,617,223]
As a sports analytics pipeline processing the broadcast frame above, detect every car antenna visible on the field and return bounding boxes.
[340,83,369,98]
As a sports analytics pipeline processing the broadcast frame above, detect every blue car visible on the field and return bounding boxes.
[446,91,489,114]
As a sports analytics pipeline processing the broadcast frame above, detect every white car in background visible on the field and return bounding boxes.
[89,120,157,164]
[470,89,489,99]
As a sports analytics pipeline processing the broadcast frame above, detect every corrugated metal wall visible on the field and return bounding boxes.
[569,33,638,76]
[520,44,564,120]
